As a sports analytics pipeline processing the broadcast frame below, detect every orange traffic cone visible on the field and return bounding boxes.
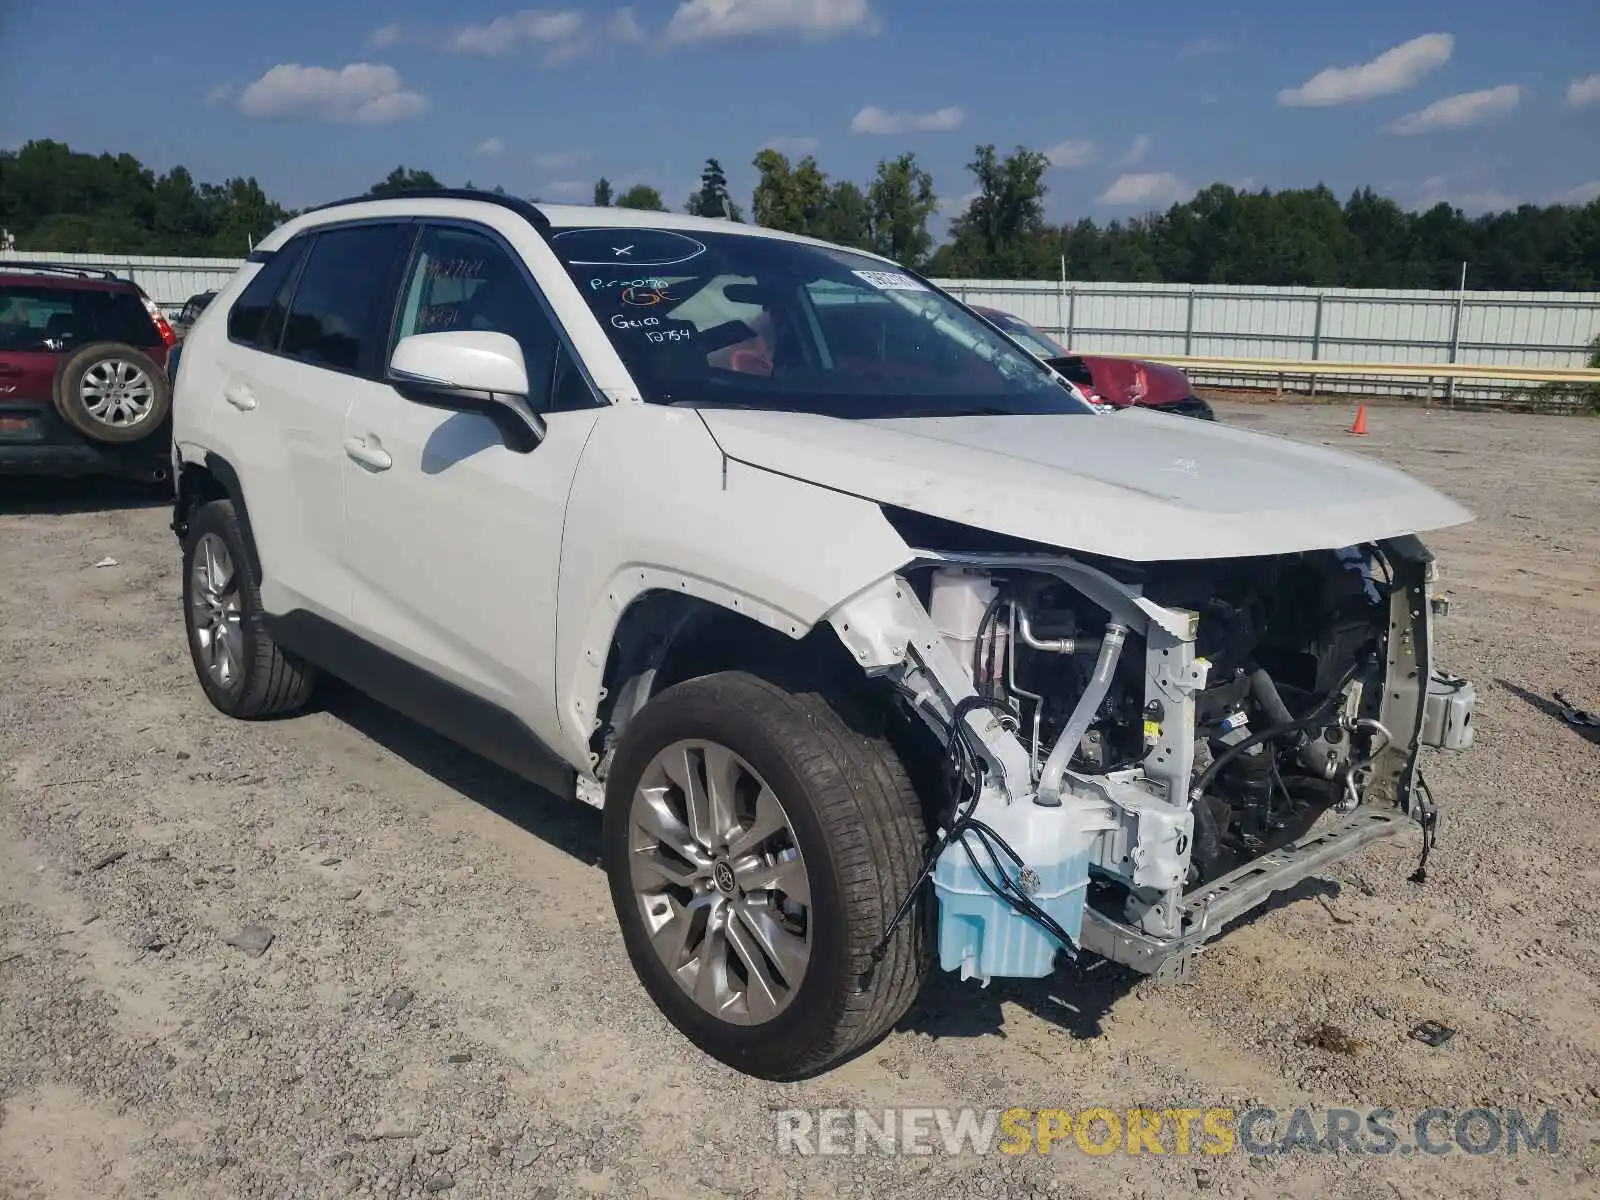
[1349,404,1369,436]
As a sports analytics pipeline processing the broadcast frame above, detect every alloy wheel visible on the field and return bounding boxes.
[80,359,157,428]
[627,740,812,1025]
[189,533,244,690]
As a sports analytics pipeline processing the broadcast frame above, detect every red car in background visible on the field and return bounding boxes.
[971,305,1215,420]
[0,261,177,481]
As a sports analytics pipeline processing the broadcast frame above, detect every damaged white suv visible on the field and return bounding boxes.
[170,191,1478,1080]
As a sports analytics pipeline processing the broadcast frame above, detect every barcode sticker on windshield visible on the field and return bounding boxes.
[852,270,927,292]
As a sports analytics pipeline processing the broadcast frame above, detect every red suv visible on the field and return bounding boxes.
[0,262,177,481]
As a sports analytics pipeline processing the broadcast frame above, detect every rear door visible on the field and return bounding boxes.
[210,221,415,621]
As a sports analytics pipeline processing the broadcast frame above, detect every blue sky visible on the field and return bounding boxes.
[3,0,1597,227]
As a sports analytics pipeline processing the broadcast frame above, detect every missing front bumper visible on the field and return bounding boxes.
[1078,808,1413,981]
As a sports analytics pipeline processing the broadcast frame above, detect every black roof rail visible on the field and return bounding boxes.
[0,259,123,281]
[301,188,553,234]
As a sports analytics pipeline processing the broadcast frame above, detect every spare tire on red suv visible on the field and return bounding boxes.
[53,340,172,444]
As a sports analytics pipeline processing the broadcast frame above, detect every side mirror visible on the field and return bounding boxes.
[388,331,545,448]
[390,330,530,396]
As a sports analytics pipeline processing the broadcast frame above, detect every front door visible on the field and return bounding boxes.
[341,221,604,762]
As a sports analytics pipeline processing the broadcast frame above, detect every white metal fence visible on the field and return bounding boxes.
[0,250,246,318]
[938,279,1600,403]
[7,250,1597,401]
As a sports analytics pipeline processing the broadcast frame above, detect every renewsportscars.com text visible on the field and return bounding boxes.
[774,1106,1560,1158]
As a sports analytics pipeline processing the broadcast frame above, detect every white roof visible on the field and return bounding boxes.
[261,193,892,263]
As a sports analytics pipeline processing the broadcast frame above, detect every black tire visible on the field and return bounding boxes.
[603,671,930,1080]
[181,498,317,719]
[53,342,172,445]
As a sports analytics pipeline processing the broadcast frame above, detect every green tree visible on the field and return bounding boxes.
[941,145,1054,278]
[750,150,828,236]
[615,183,667,212]
[866,153,938,267]
[686,157,743,221]
[366,166,442,197]
[593,177,614,207]
[816,181,872,250]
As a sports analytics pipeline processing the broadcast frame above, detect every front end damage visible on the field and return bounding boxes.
[826,536,1477,985]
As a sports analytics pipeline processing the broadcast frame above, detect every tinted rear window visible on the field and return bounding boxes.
[0,283,159,350]
[280,224,414,374]
[228,236,310,349]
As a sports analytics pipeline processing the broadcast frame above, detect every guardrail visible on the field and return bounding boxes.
[1095,353,1600,385]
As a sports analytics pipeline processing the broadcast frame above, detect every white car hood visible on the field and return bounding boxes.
[698,406,1472,561]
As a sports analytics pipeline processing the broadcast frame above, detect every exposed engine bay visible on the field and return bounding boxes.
[826,534,1478,985]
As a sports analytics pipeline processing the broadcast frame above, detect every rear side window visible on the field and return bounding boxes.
[85,291,164,346]
[0,285,85,351]
[0,284,159,350]
[228,237,310,349]
[281,224,414,374]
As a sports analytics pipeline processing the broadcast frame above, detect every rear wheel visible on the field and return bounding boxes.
[181,499,317,718]
[53,343,171,444]
[603,671,930,1080]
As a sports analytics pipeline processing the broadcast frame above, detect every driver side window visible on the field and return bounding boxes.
[396,226,578,411]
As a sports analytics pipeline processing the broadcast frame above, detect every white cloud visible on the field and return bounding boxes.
[1568,75,1600,109]
[1044,139,1095,169]
[1551,180,1600,205]
[203,83,235,108]
[367,23,403,48]
[850,104,964,135]
[446,8,643,62]
[759,135,822,156]
[449,10,584,55]
[237,63,428,123]
[1278,32,1453,107]
[1099,172,1189,207]
[665,0,879,44]
[550,8,647,63]
[1388,85,1520,135]
[475,136,505,157]
[540,180,589,198]
[1115,133,1151,167]
[1179,36,1229,59]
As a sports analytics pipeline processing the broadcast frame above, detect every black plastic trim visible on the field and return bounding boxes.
[263,610,577,798]
[198,452,264,580]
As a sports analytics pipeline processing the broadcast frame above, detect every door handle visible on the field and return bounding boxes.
[223,384,257,412]
[344,435,392,472]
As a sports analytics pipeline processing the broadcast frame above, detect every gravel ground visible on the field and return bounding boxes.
[2,401,1598,1200]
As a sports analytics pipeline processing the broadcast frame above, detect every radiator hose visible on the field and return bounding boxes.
[1035,623,1129,807]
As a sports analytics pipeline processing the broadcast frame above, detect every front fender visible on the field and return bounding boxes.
[554,404,913,766]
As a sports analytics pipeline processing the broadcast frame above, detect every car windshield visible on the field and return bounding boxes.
[550,226,1092,419]
[986,312,1067,359]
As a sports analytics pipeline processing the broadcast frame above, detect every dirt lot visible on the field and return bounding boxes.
[2,402,1598,1200]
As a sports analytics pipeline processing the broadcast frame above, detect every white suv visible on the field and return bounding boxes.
[170,190,1478,1080]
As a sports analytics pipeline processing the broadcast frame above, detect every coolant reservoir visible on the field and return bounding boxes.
[929,568,999,684]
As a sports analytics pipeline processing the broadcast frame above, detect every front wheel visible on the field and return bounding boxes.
[602,671,930,1080]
